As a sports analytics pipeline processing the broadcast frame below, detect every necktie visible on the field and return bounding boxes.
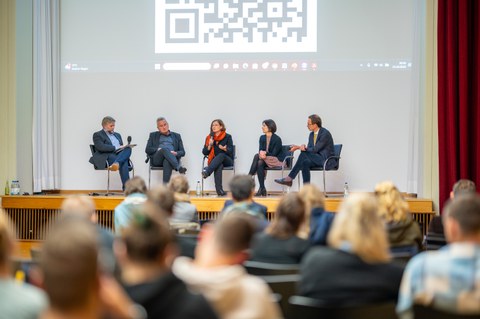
[313,132,317,144]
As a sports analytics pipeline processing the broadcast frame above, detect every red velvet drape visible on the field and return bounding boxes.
[438,0,480,211]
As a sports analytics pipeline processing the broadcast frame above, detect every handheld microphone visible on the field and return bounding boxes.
[210,132,215,138]
[127,136,132,145]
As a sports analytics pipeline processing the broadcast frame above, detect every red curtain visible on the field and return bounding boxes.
[438,0,480,211]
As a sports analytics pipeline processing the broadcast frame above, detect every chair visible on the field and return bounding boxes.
[243,260,300,276]
[424,232,447,250]
[413,304,480,319]
[145,156,163,189]
[264,145,295,194]
[390,245,419,266]
[262,274,300,316]
[201,145,236,195]
[89,144,134,195]
[287,295,398,319]
[309,144,343,197]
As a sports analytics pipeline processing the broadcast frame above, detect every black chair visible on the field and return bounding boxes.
[390,245,419,267]
[424,232,447,250]
[89,144,134,195]
[413,304,480,319]
[264,145,295,194]
[309,144,343,197]
[287,295,398,319]
[262,274,300,317]
[243,260,300,276]
[201,145,236,195]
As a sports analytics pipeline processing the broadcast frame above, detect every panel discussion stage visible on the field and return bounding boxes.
[1,194,435,258]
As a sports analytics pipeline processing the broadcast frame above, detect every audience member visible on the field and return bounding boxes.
[222,175,268,220]
[145,117,187,184]
[297,184,335,245]
[248,119,286,196]
[375,181,422,252]
[168,175,198,223]
[397,193,480,318]
[172,214,282,319]
[275,114,335,187]
[250,193,310,264]
[201,119,234,196]
[115,202,218,319]
[299,193,404,306]
[0,210,47,319]
[114,176,148,235]
[39,218,140,319]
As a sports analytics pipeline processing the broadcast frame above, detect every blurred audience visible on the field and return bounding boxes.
[114,176,148,235]
[168,175,199,223]
[397,193,480,319]
[299,193,404,306]
[0,210,47,319]
[375,181,422,253]
[250,193,310,264]
[172,214,281,319]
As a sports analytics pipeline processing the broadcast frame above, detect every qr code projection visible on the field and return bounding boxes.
[155,0,317,53]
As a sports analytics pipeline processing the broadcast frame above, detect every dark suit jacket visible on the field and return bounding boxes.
[306,127,336,170]
[145,131,186,160]
[259,133,286,161]
[222,199,268,219]
[89,130,124,169]
[202,133,234,159]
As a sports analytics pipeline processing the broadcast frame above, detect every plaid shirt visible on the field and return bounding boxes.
[397,243,480,319]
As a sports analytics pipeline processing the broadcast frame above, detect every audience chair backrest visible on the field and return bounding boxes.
[262,274,300,317]
[243,260,300,276]
[413,304,480,319]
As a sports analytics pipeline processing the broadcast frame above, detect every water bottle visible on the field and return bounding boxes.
[343,182,349,198]
[195,181,201,196]
[10,180,20,195]
[4,181,9,195]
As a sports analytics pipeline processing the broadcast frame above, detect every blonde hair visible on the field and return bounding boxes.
[328,193,390,263]
[61,195,96,220]
[297,184,325,238]
[374,181,409,223]
[0,210,14,264]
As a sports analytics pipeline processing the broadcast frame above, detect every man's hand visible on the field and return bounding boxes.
[170,151,177,156]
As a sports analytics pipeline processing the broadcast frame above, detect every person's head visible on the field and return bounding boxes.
[262,119,277,134]
[61,195,97,223]
[297,184,325,237]
[147,185,175,217]
[102,116,116,133]
[307,114,322,131]
[168,175,190,195]
[443,193,480,243]
[116,202,175,267]
[124,176,147,196]
[328,193,390,263]
[210,119,226,134]
[0,210,14,268]
[374,181,410,223]
[195,213,255,266]
[40,218,99,312]
[156,117,170,135]
[267,193,305,239]
[451,179,476,198]
[229,175,255,202]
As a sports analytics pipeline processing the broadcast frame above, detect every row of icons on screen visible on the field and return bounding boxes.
[154,62,318,71]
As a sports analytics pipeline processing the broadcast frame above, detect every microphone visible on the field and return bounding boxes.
[210,132,215,138]
[127,136,132,145]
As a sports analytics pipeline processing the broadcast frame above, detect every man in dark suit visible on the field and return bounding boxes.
[145,117,186,184]
[275,114,335,186]
[90,116,132,190]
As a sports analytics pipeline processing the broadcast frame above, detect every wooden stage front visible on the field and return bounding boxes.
[1,194,435,258]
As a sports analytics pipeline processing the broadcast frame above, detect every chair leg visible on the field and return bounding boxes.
[148,167,151,189]
[107,170,110,196]
[201,172,204,196]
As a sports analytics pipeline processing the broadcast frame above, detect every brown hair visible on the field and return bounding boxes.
[444,193,480,236]
[214,214,255,255]
[267,193,305,239]
[147,185,175,217]
[210,119,226,133]
[452,179,476,196]
[297,185,325,238]
[125,176,147,196]
[308,114,322,128]
[168,175,190,194]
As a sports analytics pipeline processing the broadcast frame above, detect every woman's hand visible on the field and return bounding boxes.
[259,150,267,159]
[218,144,227,151]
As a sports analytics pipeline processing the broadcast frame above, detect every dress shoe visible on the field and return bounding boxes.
[109,163,119,171]
[274,177,293,187]
[255,187,267,197]
[216,189,227,196]
[178,166,187,174]
[201,169,209,179]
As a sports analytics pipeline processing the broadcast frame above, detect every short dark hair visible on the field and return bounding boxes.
[229,175,255,201]
[452,179,476,197]
[267,193,305,238]
[262,119,277,133]
[444,193,480,235]
[210,119,226,133]
[101,116,115,126]
[214,214,255,255]
[308,114,322,128]
[147,186,175,217]
[124,176,147,196]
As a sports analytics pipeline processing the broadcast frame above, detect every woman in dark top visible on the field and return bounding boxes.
[250,192,310,264]
[248,119,285,196]
[202,119,234,196]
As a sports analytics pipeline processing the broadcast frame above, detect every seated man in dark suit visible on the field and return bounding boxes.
[145,117,187,184]
[275,114,335,186]
[89,116,132,190]
[222,175,268,230]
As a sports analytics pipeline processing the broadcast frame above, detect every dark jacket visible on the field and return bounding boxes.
[89,130,123,169]
[386,217,423,250]
[145,131,185,160]
[124,271,218,319]
[250,233,310,264]
[309,207,336,246]
[202,133,234,159]
[259,133,286,161]
[307,127,336,170]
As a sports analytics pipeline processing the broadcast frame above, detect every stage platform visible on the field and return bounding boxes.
[1,194,435,258]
